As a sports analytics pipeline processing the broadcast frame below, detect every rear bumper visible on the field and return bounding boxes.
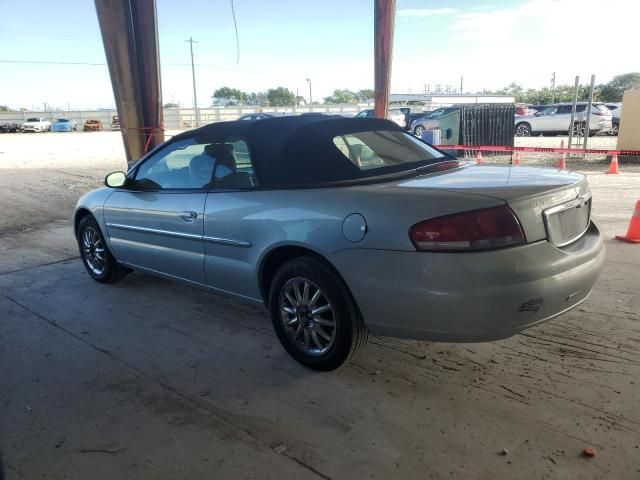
[591,119,612,131]
[329,221,604,342]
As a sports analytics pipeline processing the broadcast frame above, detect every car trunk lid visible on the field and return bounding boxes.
[392,163,591,244]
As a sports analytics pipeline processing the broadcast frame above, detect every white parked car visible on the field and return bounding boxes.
[515,103,612,137]
[22,117,51,133]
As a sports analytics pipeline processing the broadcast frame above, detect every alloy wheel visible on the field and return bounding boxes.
[82,227,106,276]
[279,277,336,356]
[611,124,619,136]
[515,124,530,137]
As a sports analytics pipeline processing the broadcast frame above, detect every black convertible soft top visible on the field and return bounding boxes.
[171,115,406,188]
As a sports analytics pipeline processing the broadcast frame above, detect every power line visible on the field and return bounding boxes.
[0,59,303,80]
[0,59,105,66]
[229,0,240,64]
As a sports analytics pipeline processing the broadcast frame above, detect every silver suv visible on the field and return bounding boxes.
[515,103,612,137]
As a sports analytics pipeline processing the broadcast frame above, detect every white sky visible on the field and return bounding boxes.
[0,0,637,109]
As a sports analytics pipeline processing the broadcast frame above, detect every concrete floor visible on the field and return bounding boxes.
[1,171,639,479]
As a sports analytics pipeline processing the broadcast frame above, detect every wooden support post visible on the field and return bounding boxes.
[95,0,164,165]
[374,0,395,120]
[130,0,164,153]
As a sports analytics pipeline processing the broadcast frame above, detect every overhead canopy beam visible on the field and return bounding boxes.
[95,0,164,165]
[374,0,395,119]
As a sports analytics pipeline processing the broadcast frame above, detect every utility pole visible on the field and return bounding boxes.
[306,78,312,105]
[186,37,200,127]
[551,72,556,104]
[460,76,464,95]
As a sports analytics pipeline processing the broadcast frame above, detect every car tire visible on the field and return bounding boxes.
[610,122,619,136]
[515,123,531,137]
[414,125,425,137]
[269,256,368,371]
[77,215,127,284]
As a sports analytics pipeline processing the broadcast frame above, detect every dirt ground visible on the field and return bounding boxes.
[0,132,639,479]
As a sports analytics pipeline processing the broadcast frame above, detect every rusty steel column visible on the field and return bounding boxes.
[95,0,164,165]
[373,0,395,119]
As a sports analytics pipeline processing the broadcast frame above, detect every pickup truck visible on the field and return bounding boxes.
[22,117,51,132]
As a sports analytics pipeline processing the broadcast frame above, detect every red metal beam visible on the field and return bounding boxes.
[374,0,395,119]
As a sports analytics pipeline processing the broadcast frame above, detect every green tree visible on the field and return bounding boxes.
[211,87,246,106]
[356,89,374,102]
[266,87,295,106]
[496,82,524,101]
[324,89,358,104]
[163,102,179,108]
[598,72,640,102]
[0,105,11,112]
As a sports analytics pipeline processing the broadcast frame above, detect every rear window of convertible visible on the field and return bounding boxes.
[332,130,445,171]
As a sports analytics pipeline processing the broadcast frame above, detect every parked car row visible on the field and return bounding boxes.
[0,118,112,133]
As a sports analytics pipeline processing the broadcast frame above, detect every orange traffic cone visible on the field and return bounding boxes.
[616,200,640,244]
[556,140,567,169]
[476,151,483,164]
[512,151,521,166]
[606,154,619,174]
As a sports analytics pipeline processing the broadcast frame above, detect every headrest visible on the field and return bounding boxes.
[204,143,234,157]
[189,153,211,170]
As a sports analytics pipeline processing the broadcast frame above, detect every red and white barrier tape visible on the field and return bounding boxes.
[433,145,640,156]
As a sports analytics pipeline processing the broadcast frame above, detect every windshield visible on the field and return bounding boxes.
[56,119,69,123]
[333,130,446,172]
[26,117,39,122]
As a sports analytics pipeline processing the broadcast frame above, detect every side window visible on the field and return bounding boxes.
[134,139,214,190]
[575,105,586,113]
[556,105,572,114]
[211,138,258,190]
[541,106,557,115]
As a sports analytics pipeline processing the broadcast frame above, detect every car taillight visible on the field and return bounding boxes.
[409,205,525,252]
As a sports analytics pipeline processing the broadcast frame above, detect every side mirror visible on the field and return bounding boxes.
[105,171,127,188]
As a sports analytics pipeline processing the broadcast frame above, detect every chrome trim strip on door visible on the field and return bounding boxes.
[106,223,251,247]
[106,222,202,240]
[203,236,252,248]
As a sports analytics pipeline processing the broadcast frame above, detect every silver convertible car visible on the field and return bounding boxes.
[74,116,604,370]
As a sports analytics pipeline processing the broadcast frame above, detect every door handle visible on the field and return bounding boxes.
[179,211,198,222]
